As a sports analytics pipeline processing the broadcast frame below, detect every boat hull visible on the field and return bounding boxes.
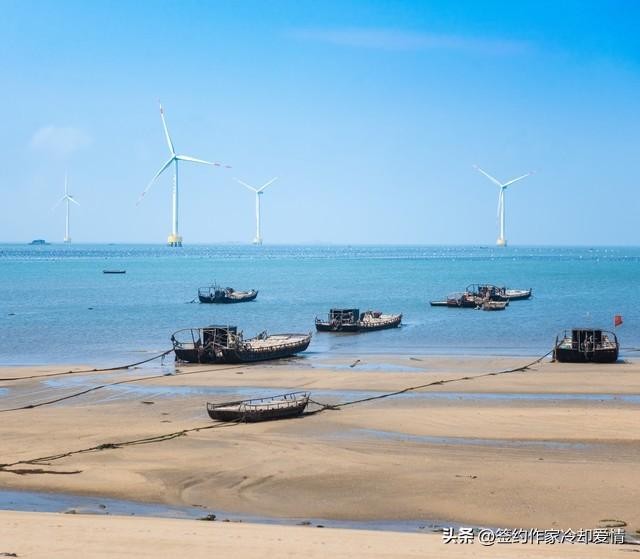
[554,347,619,363]
[174,335,311,364]
[207,401,308,422]
[315,314,402,332]
[207,393,310,423]
[198,290,258,304]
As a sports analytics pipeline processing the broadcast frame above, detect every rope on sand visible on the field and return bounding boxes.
[0,421,241,475]
[0,349,175,382]
[305,349,554,413]
[0,362,249,413]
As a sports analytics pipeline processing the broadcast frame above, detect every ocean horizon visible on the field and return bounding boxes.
[2,243,638,365]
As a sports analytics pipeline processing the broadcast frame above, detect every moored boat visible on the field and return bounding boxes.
[198,284,258,304]
[171,325,311,364]
[466,284,532,301]
[315,308,402,332]
[553,328,619,363]
[206,392,310,422]
[480,300,509,311]
[430,293,477,308]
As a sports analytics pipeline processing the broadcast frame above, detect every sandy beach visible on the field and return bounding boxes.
[1,354,639,556]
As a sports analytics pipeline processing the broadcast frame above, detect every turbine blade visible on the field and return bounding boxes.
[51,196,66,211]
[257,177,278,193]
[473,165,503,187]
[502,172,534,188]
[159,103,176,155]
[64,173,68,195]
[175,154,215,165]
[233,177,258,192]
[67,196,80,206]
[497,189,503,219]
[137,156,174,205]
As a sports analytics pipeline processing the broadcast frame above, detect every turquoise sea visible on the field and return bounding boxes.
[1,244,639,365]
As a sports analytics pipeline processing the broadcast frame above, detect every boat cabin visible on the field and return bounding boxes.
[328,308,360,326]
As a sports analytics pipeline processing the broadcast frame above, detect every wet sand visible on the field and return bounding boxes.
[1,355,639,555]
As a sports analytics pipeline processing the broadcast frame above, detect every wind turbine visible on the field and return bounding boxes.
[52,174,80,243]
[137,103,230,247]
[233,177,278,245]
[473,165,533,247]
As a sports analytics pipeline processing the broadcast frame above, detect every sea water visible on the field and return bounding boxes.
[1,244,639,365]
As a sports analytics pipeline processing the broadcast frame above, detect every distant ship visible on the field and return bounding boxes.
[28,239,49,245]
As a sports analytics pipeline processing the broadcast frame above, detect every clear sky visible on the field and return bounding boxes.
[1,0,639,245]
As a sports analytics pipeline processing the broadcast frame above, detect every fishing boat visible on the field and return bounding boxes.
[466,284,532,301]
[315,308,402,332]
[553,328,619,363]
[206,392,310,423]
[198,284,258,304]
[171,325,311,364]
[430,293,477,308]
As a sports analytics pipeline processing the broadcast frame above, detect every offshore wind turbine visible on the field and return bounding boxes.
[52,174,80,243]
[473,165,533,247]
[137,103,230,247]
[233,177,278,245]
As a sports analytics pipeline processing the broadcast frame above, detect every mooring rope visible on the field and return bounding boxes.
[0,362,250,413]
[304,349,554,412]
[0,420,241,474]
[0,349,175,382]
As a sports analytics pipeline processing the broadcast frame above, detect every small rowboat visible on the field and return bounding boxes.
[206,392,310,422]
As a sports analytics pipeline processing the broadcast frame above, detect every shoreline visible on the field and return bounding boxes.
[1,354,639,547]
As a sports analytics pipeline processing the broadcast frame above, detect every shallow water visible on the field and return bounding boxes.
[2,244,639,364]
[0,488,451,533]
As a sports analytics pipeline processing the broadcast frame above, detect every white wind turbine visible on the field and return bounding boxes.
[137,103,230,247]
[233,177,278,245]
[473,165,533,247]
[52,174,80,243]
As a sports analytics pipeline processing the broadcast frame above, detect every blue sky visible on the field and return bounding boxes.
[1,0,639,245]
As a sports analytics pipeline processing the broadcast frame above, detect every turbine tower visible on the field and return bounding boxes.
[137,103,229,247]
[233,177,278,245]
[473,165,533,247]
[52,174,80,243]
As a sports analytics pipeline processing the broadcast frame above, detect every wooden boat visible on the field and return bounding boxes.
[207,392,310,423]
[315,308,402,332]
[103,270,126,274]
[171,326,311,364]
[430,293,477,308]
[553,328,619,363]
[480,300,509,311]
[198,284,258,304]
[466,284,532,301]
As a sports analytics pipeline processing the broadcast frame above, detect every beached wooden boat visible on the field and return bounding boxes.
[171,326,311,364]
[554,328,619,363]
[198,284,258,304]
[206,392,310,422]
[315,308,402,332]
